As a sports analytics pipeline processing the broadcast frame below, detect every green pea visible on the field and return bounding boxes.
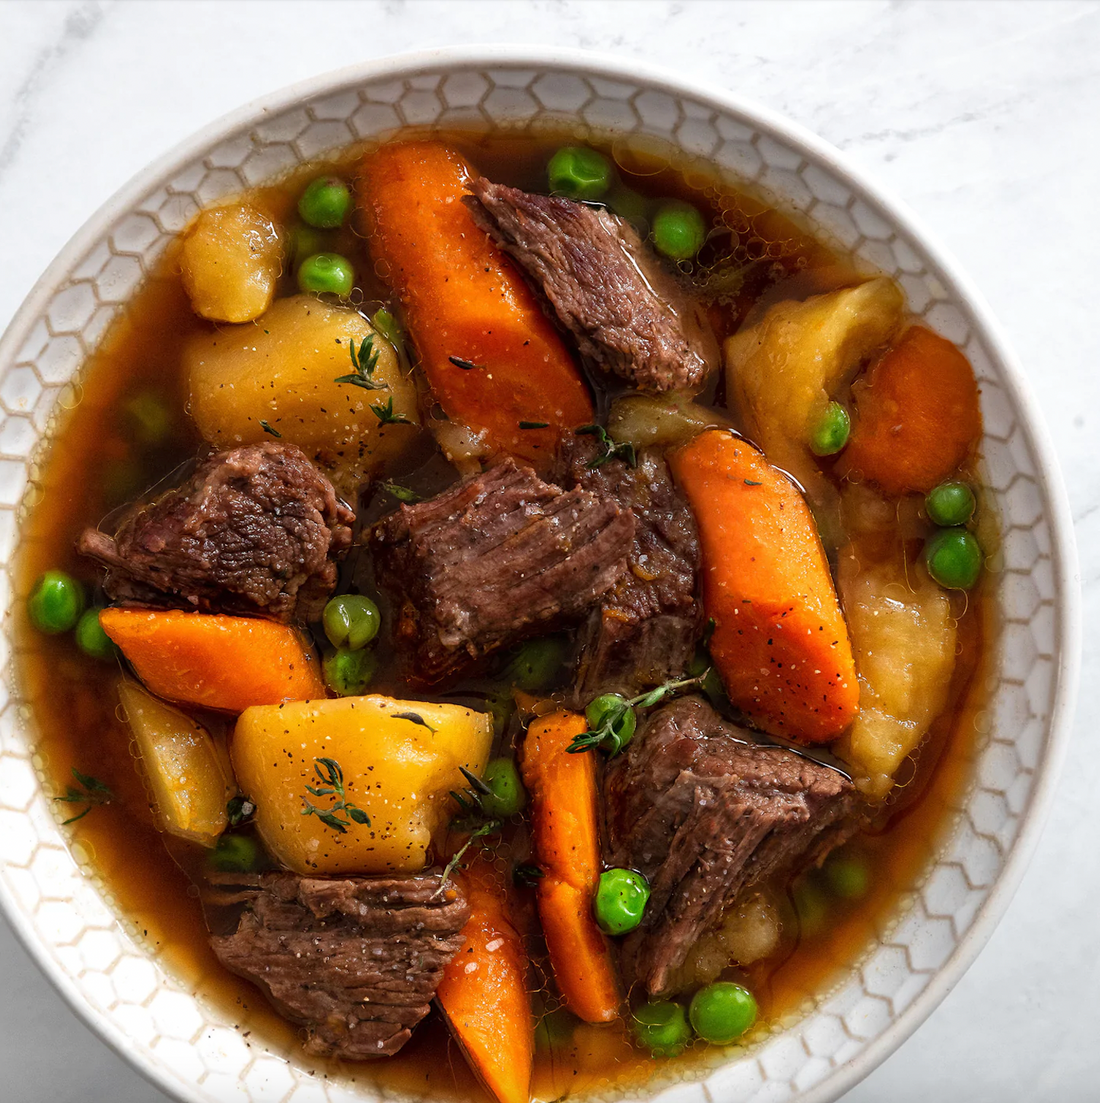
[298,176,352,229]
[631,1000,692,1057]
[324,646,377,696]
[925,528,982,590]
[479,757,527,818]
[651,201,706,261]
[504,636,567,692]
[322,594,380,650]
[688,982,757,1045]
[585,692,637,754]
[74,608,116,661]
[926,480,976,527]
[823,854,870,900]
[298,252,355,298]
[809,401,851,457]
[290,224,335,267]
[123,389,173,446]
[28,571,85,635]
[547,147,612,202]
[594,867,650,936]
[209,835,262,873]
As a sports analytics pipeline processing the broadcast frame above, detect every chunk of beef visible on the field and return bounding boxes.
[210,870,469,1060]
[78,442,354,623]
[604,697,858,996]
[466,179,720,393]
[371,457,634,681]
[557,434,701,698]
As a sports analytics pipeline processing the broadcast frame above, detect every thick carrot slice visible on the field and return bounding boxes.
[359,141,593,468]
[669,430,858,743]
[839,325,981,495]
[99,608,324,713]
[520,710,620,1023]
[436,857,534,1103]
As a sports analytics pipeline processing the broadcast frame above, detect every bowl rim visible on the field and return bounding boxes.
[0,43,1081,1103]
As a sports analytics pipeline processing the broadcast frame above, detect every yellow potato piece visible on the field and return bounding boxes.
[725,278,903,517]
[185,295,419,499]
[232,695,492,875]
[834,549,956,799]
[606,393,734,451]
[180,204,283,323]
[118,677,234,847]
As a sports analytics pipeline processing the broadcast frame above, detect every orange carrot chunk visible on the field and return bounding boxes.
[359,141,593,468]
[839,325,982,496]
[669,430,859,744]
[99,608,324,713]
[520,710,620,1023]
[436,857,534,1103]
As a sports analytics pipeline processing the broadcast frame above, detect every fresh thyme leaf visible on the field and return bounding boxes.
[55,767,112,824]
[567,670,713,757]
[370,395,412,425]
[335,334,388,391]
[519,421,550,430]
[458,765,492,796]
[743,479,762,486]
[576,424,637,469]
[226,795,256,827]
[435,820,501,896]
[301,756,370,832]
[393,711,437,734]
[513,863,544,888]
[380,480,421,504]
[448,356,483,371]
[259,420,282,438]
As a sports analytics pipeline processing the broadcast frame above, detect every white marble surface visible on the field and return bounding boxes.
[0,1,1096,1101]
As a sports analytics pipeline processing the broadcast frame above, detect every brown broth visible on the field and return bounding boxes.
[13,129,990,1101]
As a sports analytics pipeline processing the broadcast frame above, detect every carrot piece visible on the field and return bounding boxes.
[520,710,620,1023]
[359,141,593,468]
[669,430,858,744]
[99,609,324,713]
[839,325,982,495]
[437,857,534,1103]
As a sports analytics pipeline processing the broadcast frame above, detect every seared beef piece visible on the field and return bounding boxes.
[605,697,858,996]
[371,457,634,681]
[557,434,701,698]
[466,179,720,393]
[211,870,470,1060]
[78,442,354,623]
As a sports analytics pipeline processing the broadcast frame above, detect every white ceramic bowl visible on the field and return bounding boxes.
[0,47,1079,1103]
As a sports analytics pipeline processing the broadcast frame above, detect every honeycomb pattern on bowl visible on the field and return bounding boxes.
[0,60,1067,1103]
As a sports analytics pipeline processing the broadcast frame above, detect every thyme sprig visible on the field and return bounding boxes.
[370,395,412,426]
[301,757,370,833]
[567,671,712,757]
[55,768,112,825]
[380,480,421,504]
[448,765,493,817]
[435,819,501,896]
[335,334,387,391]
[576,424,637,469]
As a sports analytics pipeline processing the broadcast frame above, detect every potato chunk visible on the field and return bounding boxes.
[118,677,234,847]
[725,278,903,510]
[180,204,283,323]
[185,295,419,498]
[834,549,956,798]
[231,695,492,875]
[606,393,734,451]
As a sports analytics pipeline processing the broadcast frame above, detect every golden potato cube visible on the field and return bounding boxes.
[185,295,419,499]
[232,695,492,876]
[118,677,234,847]
[180,204,283,323]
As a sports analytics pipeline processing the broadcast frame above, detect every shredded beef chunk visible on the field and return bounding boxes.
[372,457,634,681]
[78,442,353,622]
[557,434,701,698]
[605,697,858,997]
[466,179,720,393]
[211,871,469,1060]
